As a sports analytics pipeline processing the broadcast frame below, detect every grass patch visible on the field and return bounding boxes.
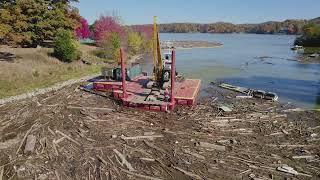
[0,45,104,99]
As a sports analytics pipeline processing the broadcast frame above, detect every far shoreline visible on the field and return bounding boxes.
[159,32,298,36]
[161,40,223,50]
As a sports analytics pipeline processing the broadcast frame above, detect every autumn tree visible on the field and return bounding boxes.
[93,15,124,44]
[0,0,80,46]
[75,17,90,39]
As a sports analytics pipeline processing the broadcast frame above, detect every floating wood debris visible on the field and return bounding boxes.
[0,79,319,179]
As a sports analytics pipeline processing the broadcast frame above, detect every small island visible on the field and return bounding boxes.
[161,40,222,50]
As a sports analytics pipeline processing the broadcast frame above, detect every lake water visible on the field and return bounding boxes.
[142,33,320,108]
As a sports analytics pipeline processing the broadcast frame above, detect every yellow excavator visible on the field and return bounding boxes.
[151,16,174,89]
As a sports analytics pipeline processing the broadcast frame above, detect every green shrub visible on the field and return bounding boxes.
[53,30,80,62]
[99,32,121,61]
[92,49,108,59]
[127,31,143,55]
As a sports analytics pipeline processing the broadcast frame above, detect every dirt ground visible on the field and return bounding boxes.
[0,83,319,180]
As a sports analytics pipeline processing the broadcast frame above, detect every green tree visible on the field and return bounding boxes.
[99,32,121,61]
[294,23,320,47]
[127,31,143,55]
[53,30,80,62]
[0,8,12,43]
[303,24,320,38]
[0,0,80,46]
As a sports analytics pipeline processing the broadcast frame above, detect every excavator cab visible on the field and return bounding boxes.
[164,52,172,61]
[162,52,173,82]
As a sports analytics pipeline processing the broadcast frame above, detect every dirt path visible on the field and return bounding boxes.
[0,84,319,179]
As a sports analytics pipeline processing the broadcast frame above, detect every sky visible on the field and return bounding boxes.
[73,0,320,25]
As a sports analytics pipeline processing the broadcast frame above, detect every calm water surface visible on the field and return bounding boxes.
[142,33,320,108]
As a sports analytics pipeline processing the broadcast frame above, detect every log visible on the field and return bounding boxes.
[121,135,163,140]
[0,166,4,180]
[140,158,156,162]
[52,140,59,156]
[121,168,163,180]
[196,142,226,151]
[266,132,283,136]
[172,166,203,180]
[183,149,205,160]
[47,126,55,135]
[307,138,320,142]
[53,137,65,144]
[16,123,37,154]
[211,120,229,123]
[282,108,305,112]
[308,126,320,130]
[24,135,36,154]
[97,155,110,167]
[266,144,309,148]
[55,170,60,180]
[292,155,314,160]
[216,116,236,119]
[237,169,251,176]
[113,149,135,171]
[67,106,114,112]
[55,130,80,146]
[236,96,253,99]
[277,165,298,175]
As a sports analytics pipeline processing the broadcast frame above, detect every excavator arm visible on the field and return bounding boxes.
[153,16,163,86]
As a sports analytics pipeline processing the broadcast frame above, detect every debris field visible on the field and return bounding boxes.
[0,84,319,179]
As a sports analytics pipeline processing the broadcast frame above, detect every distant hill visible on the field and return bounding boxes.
[132,17,320,35]
[310,17,320,24]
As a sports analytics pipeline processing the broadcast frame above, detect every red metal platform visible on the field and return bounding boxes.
[93,76,201,112]
[91,49,201,112]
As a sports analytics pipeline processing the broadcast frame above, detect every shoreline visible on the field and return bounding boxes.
[161,40,223,50]
[166,45,223,50]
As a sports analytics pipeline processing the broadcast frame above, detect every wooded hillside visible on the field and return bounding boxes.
[133,17,320,35]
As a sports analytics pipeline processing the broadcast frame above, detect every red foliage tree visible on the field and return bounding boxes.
[75,17,90,39]
[93,16,124,43]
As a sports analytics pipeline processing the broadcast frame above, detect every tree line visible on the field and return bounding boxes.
[152,18,320,35]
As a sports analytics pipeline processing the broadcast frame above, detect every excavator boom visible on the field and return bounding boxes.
[153,16,163,86]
